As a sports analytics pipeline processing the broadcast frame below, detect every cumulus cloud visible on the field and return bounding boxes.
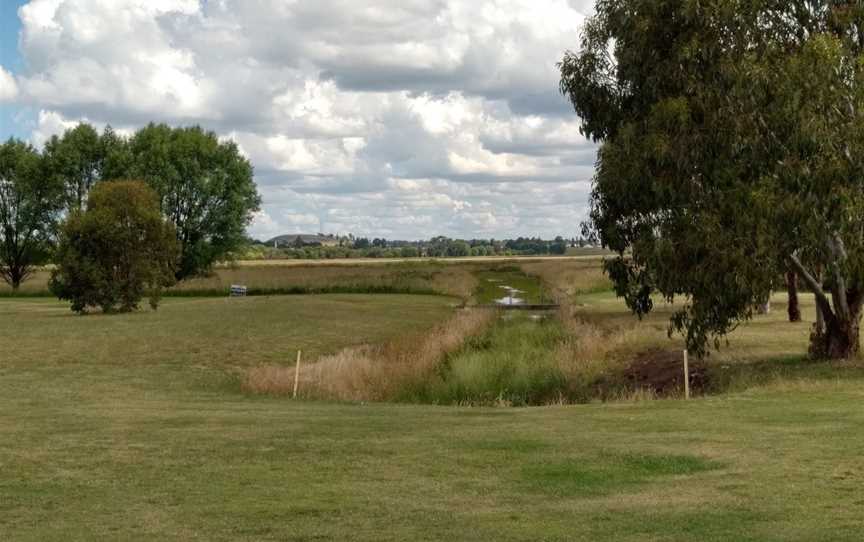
[0,66,18,102]
[9,0,597,239]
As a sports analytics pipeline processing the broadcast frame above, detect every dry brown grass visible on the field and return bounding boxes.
[551,311,663,398]
[243,308,494,401]
[0,269,52,295]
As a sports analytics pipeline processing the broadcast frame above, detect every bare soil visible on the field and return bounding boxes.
[622,349,709,396]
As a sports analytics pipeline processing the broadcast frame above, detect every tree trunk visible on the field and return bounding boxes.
[9,268,22,291]
[810,296,862,359]
[789,254,861,359]
[786,270,801,322]
[815,299,825,334]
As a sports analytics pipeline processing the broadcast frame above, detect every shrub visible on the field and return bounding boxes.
[50,180,180,313]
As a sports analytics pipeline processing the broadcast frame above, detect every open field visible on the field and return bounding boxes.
[4,261,864,539]
[0,256,605,298]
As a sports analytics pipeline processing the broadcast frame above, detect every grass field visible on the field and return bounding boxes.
[4,355,864,539]
[4,262,864,540]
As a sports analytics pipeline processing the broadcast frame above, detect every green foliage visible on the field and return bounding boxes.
[0,139,62,290]
[43,124,120,212]
[560,0,864,357]
[400,246,420,258]
[109,124,261,280]
[41,122,261,282]
[50,181,180,313]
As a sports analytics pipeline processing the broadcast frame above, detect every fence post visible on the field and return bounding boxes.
[293,350,302,399]
[683,349,690,400]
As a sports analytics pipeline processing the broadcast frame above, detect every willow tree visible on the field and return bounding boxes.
[561,1,864,358]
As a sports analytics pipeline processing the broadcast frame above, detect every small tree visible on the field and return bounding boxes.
[0,139,62,290]
[50,181,179,314]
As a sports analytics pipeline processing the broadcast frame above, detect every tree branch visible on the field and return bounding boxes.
[789,252,834,317]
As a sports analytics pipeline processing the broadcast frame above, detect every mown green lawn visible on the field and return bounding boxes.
[2,295,864,540]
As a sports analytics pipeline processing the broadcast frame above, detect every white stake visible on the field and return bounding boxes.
[293,350,302,399]
[683,349,690,400]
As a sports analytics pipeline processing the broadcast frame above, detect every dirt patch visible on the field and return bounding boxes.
[622,349,709,397]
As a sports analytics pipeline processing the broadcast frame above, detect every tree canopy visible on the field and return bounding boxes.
[560,1,864,358]
[43,124,120,212]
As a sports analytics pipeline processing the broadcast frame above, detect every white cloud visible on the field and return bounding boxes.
[0,67,18,102]
[31,110,79,147]
[10,0,597,239]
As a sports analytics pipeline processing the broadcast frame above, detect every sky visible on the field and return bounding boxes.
[0,0,598,241]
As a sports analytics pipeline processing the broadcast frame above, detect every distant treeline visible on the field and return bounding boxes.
[240,235,595,260]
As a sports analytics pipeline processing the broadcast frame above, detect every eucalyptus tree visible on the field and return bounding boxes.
[0,139,62,290]
[561,0,864,358]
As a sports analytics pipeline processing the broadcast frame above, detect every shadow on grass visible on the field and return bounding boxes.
[522,452,723,498]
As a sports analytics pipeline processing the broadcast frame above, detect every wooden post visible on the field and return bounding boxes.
[293,350,302,399]
[683,349,690,400]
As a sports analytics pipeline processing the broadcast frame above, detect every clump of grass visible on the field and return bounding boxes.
[244,308,494,401]
[405,314,572,406]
